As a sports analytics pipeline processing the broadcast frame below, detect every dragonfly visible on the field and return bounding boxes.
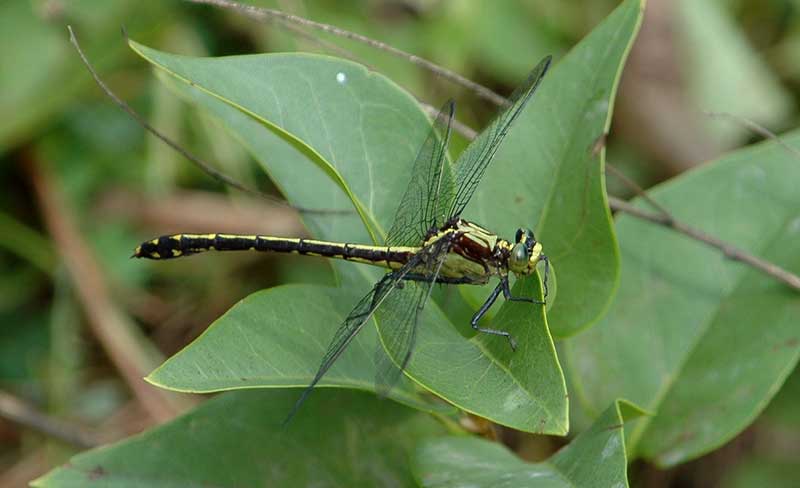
[134,55,552,422]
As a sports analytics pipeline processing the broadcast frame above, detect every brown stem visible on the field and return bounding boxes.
[704,111,800,161]
[0,391,101,449]
[185,0,507,106]
[248,14,481,141]
[607,196,800,291]
[25,153,195,422]
[256,18,481,141]
[605,162,672,217]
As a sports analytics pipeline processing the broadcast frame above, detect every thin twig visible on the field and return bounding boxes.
[271,15,365,64]
[704,111,800,160]
[607,196,800,290]
[266,16,481,140]
[190,0,684,199]
[0,390,100,449]
[68,27,259,198]
[186,0,507,106]
[419,102,478,140]
[258,14,482,141]
[605,162,672,218]
[67,26,341,216]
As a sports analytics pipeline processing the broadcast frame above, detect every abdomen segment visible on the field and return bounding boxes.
[133,233,416,270]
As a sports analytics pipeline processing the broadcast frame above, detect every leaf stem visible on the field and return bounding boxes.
[607,196,800,291]
[704,111,800,161]
[185,0,507,106]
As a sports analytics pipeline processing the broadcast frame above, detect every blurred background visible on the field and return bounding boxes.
[1,0,798,486]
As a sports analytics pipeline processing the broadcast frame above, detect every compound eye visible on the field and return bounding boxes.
[526,229,536,244]
[515,228,525,243]
[510,242,529,270]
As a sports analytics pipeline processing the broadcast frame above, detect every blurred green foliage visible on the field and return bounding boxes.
[2,1,800,487]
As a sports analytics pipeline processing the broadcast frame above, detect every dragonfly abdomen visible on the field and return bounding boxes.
[133,233,417,269]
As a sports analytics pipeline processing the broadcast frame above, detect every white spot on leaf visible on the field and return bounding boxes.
[336,72,347,84]
[527,472,550,479]
[602,434,620,460]
[502,389,526,412]
[789,216,800,234]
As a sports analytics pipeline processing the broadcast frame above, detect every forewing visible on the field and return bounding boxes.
[373,282,424,397]
[445,56,551,219]
[374,237,450,397]
[284,252,427,423]
[385,100,456,247]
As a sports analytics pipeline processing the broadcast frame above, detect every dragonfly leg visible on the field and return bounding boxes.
[501,276,545,305]
[471,282,517,351]
[540,255,550,300]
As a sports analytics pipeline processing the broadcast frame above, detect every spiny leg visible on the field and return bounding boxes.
[501,276,545,305]
[470,282,517,351]
[540,255,550,300]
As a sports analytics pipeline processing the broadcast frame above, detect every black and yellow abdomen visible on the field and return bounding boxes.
[133,233,417,270]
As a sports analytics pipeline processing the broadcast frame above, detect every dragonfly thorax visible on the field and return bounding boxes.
[437,220,544,281]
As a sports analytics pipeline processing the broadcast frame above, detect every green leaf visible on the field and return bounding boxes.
[382,274,567,433]
[760,365,800,431]
[33,389,445,487]
[464,0,643,337]
[131,0,642,434]
[131,0,643,341]
[150,274,567,433]
[146,284,440,412]
[129,41,428,247]
[412,399,645,487]
[566,131,800,466]
[131,28,579,431]
[719,369,800,486]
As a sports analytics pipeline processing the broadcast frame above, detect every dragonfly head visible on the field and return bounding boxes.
[509,228,543,275]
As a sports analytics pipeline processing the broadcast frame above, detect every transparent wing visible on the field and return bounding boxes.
[445,56,552,219]
[385,100,456,247]
[373,237,450,397]
[284,251,427,424]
